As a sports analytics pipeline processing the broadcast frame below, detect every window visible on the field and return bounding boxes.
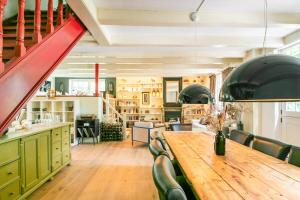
[69,79,106,95]
[215,73,223,110]
[280,42,300,112]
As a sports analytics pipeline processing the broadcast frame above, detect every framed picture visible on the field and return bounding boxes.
[142,92,150,105]
[40,81,51,92]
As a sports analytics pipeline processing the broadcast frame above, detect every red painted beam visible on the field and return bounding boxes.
[0,16,86,135]
[95,63,99,97]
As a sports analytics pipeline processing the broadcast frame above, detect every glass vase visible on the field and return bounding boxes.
[214,130,226,156]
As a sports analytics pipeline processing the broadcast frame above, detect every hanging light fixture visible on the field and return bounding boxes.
[178,1,213,105]
[220,0,300,102]
[178,84,213,104]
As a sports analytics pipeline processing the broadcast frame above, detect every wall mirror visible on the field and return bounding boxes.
[163,77,182,107]
[166,81,179,103]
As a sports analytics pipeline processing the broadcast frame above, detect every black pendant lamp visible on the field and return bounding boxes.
[220,54,300,102]
[178,84,213,104]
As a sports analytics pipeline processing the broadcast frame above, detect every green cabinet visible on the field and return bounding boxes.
[0,124,71,199]
[38,131,51,180]
[21,135,39,193]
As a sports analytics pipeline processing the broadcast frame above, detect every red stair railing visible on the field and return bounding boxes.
[15,0,26,57]
[33,0,42,43]
[56,0,64,26]
[0,1,86,135]
[0,0,6,73]
[46,0,54,34]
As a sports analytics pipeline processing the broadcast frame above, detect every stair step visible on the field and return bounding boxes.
[3,40,35,48]
[3,26,47,32]
[3,49,15,60]
[4,33,35,38]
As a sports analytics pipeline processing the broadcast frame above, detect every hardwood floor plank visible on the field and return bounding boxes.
[28,140,158,200]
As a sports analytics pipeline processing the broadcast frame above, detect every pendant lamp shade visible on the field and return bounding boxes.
[220,54,300,102]
[178,84,213,104]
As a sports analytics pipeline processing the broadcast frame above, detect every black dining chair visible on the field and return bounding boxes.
[149,138,169,160]
[153,155,196,200]
[229,129,254,147]
[252,136,291,161]
[288,146,300,167]
[149,138,182,176]
[170,124,192,131]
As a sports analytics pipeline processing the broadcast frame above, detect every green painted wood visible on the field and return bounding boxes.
[21,135,39,193]
[0,140,19,167]
[38,131,51,180]
[0,124,71,199]
[0,178,20,200]
[0,160,19,189]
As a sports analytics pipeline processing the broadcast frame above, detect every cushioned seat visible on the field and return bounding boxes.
[170,124,192,131]
[229,129,254,146]
[252,136,291,160]
[153,155,193,200]
[288,146,300,167]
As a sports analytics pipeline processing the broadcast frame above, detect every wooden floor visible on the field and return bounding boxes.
[28,140,159,200]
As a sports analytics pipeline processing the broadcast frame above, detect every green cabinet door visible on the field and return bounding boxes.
[21,135,39,193]
[39,131,51,180]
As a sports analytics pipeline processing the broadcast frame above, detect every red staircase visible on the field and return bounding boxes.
[0,0,86,135]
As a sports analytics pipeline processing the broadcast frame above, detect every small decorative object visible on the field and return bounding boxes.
[142,92,150,105]
[207,110,226,156]
[214,130,226,155]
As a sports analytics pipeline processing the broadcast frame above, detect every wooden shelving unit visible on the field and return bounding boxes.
[116,77,164,126]
[26,98,80,145]
[182,104,210,123]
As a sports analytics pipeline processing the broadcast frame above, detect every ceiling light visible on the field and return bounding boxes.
[220,0,300,102]
[178,84,213,104]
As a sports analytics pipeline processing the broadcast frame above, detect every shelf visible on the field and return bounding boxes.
[117,106,139,108]
[117,98,141,100]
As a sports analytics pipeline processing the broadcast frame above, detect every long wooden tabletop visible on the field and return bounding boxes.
[163,131,300,200]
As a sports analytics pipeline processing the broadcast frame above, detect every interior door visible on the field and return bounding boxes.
[281,102,300,146]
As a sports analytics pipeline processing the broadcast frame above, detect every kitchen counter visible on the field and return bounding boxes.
[0,122,72,144]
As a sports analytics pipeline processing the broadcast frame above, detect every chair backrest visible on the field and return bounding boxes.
[152,155,187,200]
[83,128,90,137]
[170,124,192,131]
[77,128,84,137]
[288,146,300,167]
[229,129,254,146]
[252,136,291,160]
[149,139,169,160]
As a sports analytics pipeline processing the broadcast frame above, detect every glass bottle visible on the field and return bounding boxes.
[214,130,226,155]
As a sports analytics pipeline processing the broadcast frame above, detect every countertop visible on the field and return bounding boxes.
[0,122,72,144]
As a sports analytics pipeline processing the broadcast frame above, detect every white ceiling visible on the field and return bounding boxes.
[57,0,300,77]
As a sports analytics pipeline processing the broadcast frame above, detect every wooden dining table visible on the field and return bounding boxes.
[163,131,300,200]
